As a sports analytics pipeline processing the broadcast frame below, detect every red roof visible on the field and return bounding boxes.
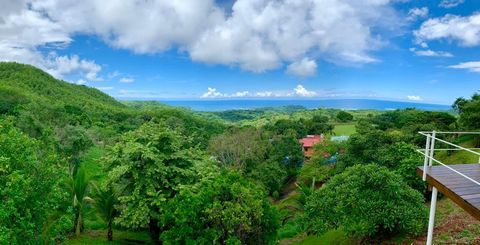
[299,135,323,148]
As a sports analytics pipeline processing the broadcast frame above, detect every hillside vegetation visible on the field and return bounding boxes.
[1,62,479,244]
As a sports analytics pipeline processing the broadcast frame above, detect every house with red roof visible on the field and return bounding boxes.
[299,134,324,158]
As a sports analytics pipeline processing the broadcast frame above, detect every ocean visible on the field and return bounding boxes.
[159,99,451,112]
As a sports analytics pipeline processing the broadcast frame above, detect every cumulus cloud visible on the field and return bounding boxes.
[409,48,453,57]
[407,7,428,21]
[201,85,319,98]
[119,77,134,83]
[201,87,225,98]
[415,13,480,47]
[286,58,317,77]
[407,95,422,101]
[439,0,464,8]
[0,0,402,77]
[294,85,317,97]
[0,1,103,82]
[448,61,480,72]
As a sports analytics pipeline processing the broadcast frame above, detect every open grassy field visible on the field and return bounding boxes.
[333,123,356,136]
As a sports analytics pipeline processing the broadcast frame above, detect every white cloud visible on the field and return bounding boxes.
[407,95,422,101]
[255,91,274,97]
[448,61,480,73]
[76,79,87,85]
[415,13,480,47]
[200,85,321,98]
[0,0,401,76]
[409,48,453,57]
[201,87,225,98]
[231,91,250,97]
[95,86,114,91]
[189,0,392,71]
[46,55,103,81]
[0,2,102,82]
[286,58,317,77]
[407,7,428,21]
[119,77,134,83]
[439,0,464,8]
[294,85,317,97]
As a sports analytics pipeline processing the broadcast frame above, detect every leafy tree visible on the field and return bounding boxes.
[304,164,427,239]
[268,132,304,177]
[305,115,334,135]
[104,122,202,241]
[248,160,287,196]
[161,170,279,244]
[336,111,353,122]
[94,185,118,241]
[0,119,65,243]
[208,127,268,172]
[453,93,480,130]
[453,94,480,145]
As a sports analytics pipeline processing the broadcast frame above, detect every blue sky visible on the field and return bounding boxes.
[1,0,480,104]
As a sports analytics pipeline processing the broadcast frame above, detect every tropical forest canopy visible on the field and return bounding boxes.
[1,62,479,244]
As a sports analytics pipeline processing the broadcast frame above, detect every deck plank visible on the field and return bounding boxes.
[417,164,480,221]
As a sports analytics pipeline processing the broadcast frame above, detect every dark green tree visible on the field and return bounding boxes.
[336,111,353,122]
[104,122,203,241]
[304,164,427,239]
[161,170,279,244]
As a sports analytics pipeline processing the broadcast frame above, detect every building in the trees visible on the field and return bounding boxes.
[299,134,324,158]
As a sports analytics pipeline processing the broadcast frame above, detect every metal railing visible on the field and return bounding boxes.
[417,131,480,182]
[416,131,480,245]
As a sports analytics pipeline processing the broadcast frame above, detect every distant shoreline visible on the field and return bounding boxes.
[141,99,452,112]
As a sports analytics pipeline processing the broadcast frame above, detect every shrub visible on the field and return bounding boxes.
[248,161,287,195]
[298,162,334,185]
[336,111,353,122]
[303,164,427,239]
[161,170,279,244]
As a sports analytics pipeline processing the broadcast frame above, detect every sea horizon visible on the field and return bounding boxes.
[145,98,452,112]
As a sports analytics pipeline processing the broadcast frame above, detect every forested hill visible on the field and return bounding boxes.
[0,62,124,110]
[0,62,226,149]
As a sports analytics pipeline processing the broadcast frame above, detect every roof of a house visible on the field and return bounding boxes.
[299,134,323,148]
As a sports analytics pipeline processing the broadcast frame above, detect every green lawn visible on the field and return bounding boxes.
[297,230,351,245]
[333,124,356,136]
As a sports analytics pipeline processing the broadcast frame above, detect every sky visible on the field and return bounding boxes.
[1,0,479,104]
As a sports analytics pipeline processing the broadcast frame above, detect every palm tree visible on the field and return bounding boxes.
[66,165,92,236]
[94,185,118,241]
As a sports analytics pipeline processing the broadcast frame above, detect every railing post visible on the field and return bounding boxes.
[426,187,438,245]
[428,131,436,166]
[423,134,431,181]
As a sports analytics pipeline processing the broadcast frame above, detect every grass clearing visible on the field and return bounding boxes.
[333,124,356,136]
[63,230,152,245]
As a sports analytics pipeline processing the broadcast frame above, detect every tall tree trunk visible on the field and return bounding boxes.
[75,213,82,236]
[107,221,113,241]
[149,219,161,244]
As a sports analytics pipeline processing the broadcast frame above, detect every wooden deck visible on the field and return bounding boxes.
[417,164,480,220]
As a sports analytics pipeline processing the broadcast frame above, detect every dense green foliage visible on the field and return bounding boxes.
[2,62,479,244]
[162,170,279,244]
[104,122,204,240]
[0,119,67,243]
[304,164,427,239]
